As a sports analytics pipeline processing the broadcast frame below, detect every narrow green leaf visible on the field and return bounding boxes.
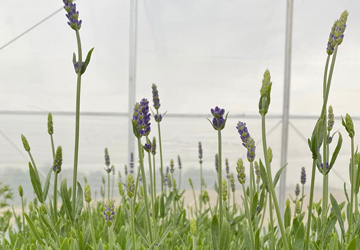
[328,132,342,171]
[255,229,260,250]
[211,215,219,250]
[347,236,358,250]
[60,179,73,222]
[134,220,150,247]
[75,182,83,219]
[329,194,345,241]
[42,167,52,202]
[80,47,94,75]
[284,204,291,229]
[219,218,231,250]
[28,162,43,203]
[293,222,304,250]
[24,213,44,245]
[259,160,269,192]
[273,163,288,187]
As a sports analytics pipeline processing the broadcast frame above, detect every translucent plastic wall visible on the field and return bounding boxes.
[1,0,360,205]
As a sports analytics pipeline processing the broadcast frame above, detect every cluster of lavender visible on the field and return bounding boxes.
[326,11,349,55]
[103,200,115,227]
[236,122,256,162]
[210,106,227,130]
[63,0,82,30]
[132,99,151,138]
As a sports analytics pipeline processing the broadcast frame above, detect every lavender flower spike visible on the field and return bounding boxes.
[104,148,111,169]
[300,167,306,185]
[178,155,182,170]
[63,0,82,30]
[198,141,203,164]
[103,200,115,227]
[236,121,256,162]
[210,106,228,130]
[152,84,161,110]
[170,159,175,173]
[132,99,151,138]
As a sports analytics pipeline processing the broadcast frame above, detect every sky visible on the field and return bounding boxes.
[1,0,360,197]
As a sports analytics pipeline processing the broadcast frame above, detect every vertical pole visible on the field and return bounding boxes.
[128,0,138,167]
[279,0,294,215]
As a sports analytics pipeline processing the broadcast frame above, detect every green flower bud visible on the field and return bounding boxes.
[342,113,355,138]
[328,106,334,132]
[126,174,135,198]
[40,204,47,215]
[295,200,301,215]
[259,69,272,116]
[189,178,194,189]
[37,227,45,239]
[47,113,54,135]
[118,182,125,196]
[85,183,92,203]
[202,190,210,203]
[18,185,23,197]
[286,198,290,207]
[172,179,177,193]
[222,179,227,202]
[268,147,273,164]
[236,158,246,184]
[21,134,31,152]
[190,218,197,236]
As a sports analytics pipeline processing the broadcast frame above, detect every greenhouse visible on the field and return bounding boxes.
[1,0,360,249]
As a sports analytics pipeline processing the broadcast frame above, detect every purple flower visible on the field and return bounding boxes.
[144,142,152,153]
[178,155,182,170]
[130,152,134,174]
[300,167,306,185]
[103,200,115,227]
[154,114,162,122]
[210,106,227,130]
[132,99,151,138]
[104,148,112,173]
[198,142,203,164]
[63,0,82,30]
[225,158,230,179]
[152,84,161,110]
[295,184,300,197]
[236,121,256,162]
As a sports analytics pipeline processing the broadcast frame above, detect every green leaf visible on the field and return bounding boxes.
[251,192,258,219]
[80,47,94,75]
[119,226,126,250]
[157,224,171,247]
[159,192,165,218]
[60,179,73,222]
[259,160,269,192]
[72,53,76,66]
[42,167,52,202]
[273,163,288,188]
[293,222,304,250]
[255,229,260,250]
[330,194,345,241]
[75,182,83,219]
[219,218,231,250]
[347,236,358,250]
[164,192,174,214]
[211,215,219,250]
[24,213,44,245]
[134,220,150,247]
[328,132,342,172]
[284,203,291,229]
[28,162,43,203]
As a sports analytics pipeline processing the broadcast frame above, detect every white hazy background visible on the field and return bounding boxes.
[1,0,360,204]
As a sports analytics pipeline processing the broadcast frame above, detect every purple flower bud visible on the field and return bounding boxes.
[178,155,182,170]
[154,114,162,122]
[210,106,227,130]
[300,167,306,185]
[103,200,115,227]
[152,84,161,110]
[151,137,156,155]
[225,158,230,179]
[130,152,134,174]
[198,142,203,164]
[144,143,151,153]
[63,1,82,30]
[236,121,256,162]
[132,99,151,138]
[295,183,300,197]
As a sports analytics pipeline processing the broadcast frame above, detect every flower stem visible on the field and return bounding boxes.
[137,138,154,247]
[53,173,58,222]
[130,197,136,250]
[200,162,203,213]
[305,159,317,250]
[349,137,355,237]
[108,173,110,201]
[261,116,290,250]
[242,183,255,249]
[217,130,223,233]
[87,202,96,247]
[72,29,83,219]
[156,110,164,193]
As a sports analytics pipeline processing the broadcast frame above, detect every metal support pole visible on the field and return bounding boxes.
[279,0,294,215]
[128,0,138,167]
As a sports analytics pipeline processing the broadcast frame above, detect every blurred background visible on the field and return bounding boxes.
[1,0,360,209]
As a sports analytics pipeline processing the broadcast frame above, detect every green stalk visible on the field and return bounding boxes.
[217,130,223,233]
[108,173,110,201]
[268,197,275,250]
[53,173,58,222]
[179,168,182,191]
[200,162,203,213]
[232,191,235,214]
[349,137,355,236]
[191,186,199,217]
[156,110,164,193]
[112,172,115,198]
[304,159,317,250]
[108,226,113,250]
[192,236,197,250]
[72,29,83,218]
[137,138,154,247]
[152,154,156,197]
[242,183,255,249]
[261,116,290,250]
[146,140,157,243]
[50,135,55,159]
[130,197,136,250]
[300,184,305,211]
[259,192,268,231]
[208,201,213,217]
[21,196,25,234]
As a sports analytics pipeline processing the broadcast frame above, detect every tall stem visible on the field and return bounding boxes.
[53,173,58,222]
[72,29,83,218]
[261,116,290,250]
[242,183,255,249]
[137,138,154,247]
[21,197,25,234]
[146,141,157,244]
[152,154,156,197]
[87,202,96,247]
[200,162,203,213]
[130,197,136,250]
[217,130,223,232]
[305,159,317,250]
[107,173,110,201]
[349,137,355,236]
[156,110,164,193]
